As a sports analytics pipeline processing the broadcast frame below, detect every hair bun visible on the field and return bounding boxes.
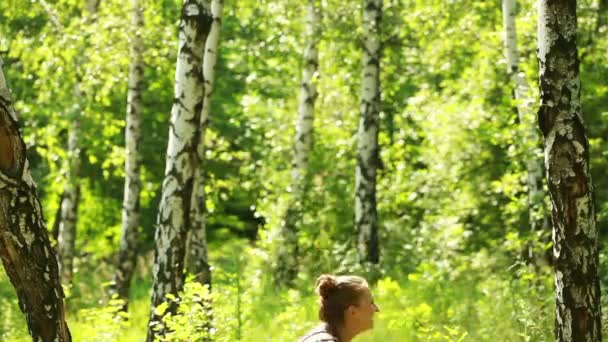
[315,274,339,298]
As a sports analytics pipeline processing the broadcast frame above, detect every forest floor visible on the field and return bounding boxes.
[0,240,564,341]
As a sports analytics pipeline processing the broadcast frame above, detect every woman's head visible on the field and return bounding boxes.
[315,274,379,334]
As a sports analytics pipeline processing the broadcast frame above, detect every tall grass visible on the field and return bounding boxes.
[0,242,559,341]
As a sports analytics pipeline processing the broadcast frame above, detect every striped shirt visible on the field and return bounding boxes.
[298,324,339,342]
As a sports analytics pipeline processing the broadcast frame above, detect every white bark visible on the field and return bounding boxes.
[188,0,223,286]
[502,0,546,245]
[537,1,601,340]
[356,0,381,264]
[112,0,144,309]
[147,1,212,340]
[275,0,321,285]
[292,0,320,184]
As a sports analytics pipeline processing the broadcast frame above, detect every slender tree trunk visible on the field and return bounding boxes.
[187,0,224,287]
[147,1,212,340]
[186,6,223,338]
[56,1,100,285]
[356,0,381,264]
[0,60,71,341]
[51,191,65,242]
[502,0,547,260]
[111,0,144,311]
[537,1,602,340]
[275,0,321,286]
[56,117,81,284]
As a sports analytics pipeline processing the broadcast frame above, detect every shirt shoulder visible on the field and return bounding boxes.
[298,325,339,342]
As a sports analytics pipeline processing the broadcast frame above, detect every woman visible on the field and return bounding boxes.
[298,274,380,342]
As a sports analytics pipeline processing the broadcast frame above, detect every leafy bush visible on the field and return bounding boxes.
[71,297,129,342]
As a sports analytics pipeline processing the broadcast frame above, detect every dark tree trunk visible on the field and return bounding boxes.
[51,191,65,242]
[537,1,602,340]
[0,62,71,341]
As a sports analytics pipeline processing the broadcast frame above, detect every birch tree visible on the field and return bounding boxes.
[147,1,212,340]
[356,0,381,264]
[187,0,224,287]
[56,113,81,284]
[57,0,100,285]
[537,0,602,340]
[0,60,71,341]
[501,0,547,259]
[112,0,144,310]
[275,0,321,285]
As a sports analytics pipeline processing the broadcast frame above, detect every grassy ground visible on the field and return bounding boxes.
[0,242,557,341]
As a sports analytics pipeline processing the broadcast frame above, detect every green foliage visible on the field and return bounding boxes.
[0,282,28,342]
[1,0,608,340]
[71,298,129,342]
[146,258,554,341]
[156,283,213,342]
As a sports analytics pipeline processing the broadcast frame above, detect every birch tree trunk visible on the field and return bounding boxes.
[147,1,212,340]
[56,109,81,285]
[0,60,71,341]
[356,0,381,264]
[57,1,100,285]
[502,0,547,260]
[187,0,224,287]
[537,1,602,340]
[111,0,144,310]
[275,0,321,286]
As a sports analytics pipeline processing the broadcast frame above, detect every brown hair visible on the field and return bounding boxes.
[315,274,368,329]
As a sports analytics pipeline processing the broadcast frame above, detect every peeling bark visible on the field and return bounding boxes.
[187,0,223,288]
[147,1,212,340]
[275,0,321,286]
[112,0,144,311]
[537,1,602,340]
[356,0,382,264]
[0,60,71,341]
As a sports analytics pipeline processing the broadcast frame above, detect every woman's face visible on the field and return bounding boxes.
[346,287,380,333]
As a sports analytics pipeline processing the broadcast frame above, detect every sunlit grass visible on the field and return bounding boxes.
[0,243,558,342]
